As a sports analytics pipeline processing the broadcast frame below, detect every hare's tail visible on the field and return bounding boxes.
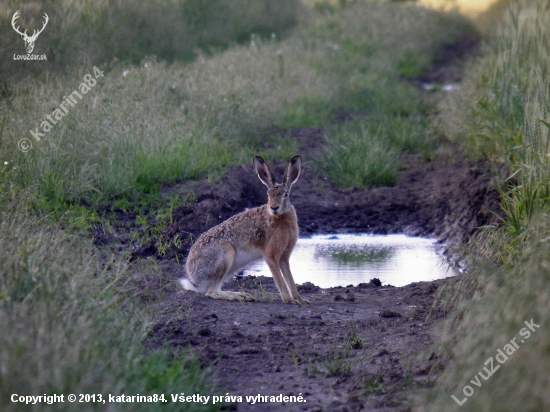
[179,277,199,292]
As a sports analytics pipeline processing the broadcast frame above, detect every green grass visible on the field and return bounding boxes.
[289,2,470,187]
[436,0,550,263]
[418,1,550,410]
[320,113,429,187]
[320,120,400,187]
[322,351,353,377]
[281,95,336,128]
[0,0,304,83]
[420,214,550,412]
[0,207,220,412]
[345,322,364,350]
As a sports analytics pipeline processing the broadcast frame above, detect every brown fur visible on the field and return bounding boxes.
[181,156,309,304]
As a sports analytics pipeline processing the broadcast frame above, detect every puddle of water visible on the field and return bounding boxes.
[242,234,457,288]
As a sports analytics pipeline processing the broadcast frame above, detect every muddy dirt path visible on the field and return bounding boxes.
[146,274,448,412]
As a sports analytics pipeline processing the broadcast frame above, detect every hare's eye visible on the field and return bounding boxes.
[284,192,289,198]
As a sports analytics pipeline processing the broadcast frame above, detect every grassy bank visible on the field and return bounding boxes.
[420,0,550,410]
[0,207,219,412]
[0,1,474,214]
[0,0,303,82]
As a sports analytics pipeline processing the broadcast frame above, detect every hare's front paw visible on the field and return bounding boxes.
[297,295,310,304]
[283,296,310,305]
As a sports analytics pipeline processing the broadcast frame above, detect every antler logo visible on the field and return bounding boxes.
[12,10,49,54]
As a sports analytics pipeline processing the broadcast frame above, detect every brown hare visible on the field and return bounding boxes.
[180,155,309,304]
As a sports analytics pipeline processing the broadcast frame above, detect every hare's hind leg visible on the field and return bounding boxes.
[205,240,255,302]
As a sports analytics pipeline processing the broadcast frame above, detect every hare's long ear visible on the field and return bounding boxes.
[283,155,302,190]
[254,156,276,188]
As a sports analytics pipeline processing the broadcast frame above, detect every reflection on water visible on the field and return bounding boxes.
[318,244,394,266]
[242,234,457,288]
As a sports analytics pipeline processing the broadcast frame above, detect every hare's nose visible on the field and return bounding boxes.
[270,206,279,212]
